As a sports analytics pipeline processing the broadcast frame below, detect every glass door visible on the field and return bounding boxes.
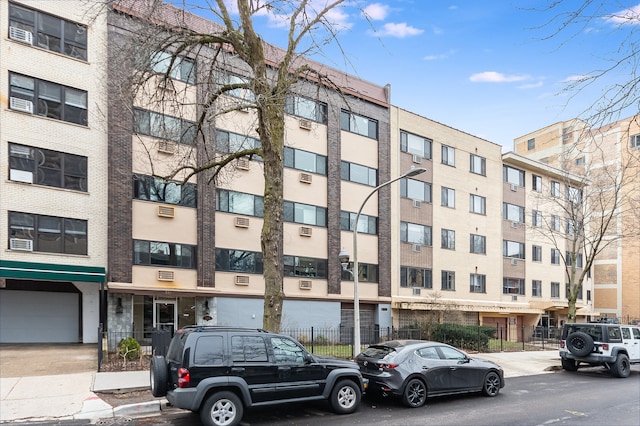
[154,299,177,335]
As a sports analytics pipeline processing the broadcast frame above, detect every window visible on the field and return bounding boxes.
[284,201,327,226]
[469,194,486,215]
[470,234,486,254]
[9,143,87,191]
[551,282,560,298]
[503,203,524,222]
[441,145,455,166]
[9,73,87,125]
[134,174,196,207]
[566,252,584,268]
[216,72,254,101]
[195,335,225,365]
[340,211,377,235]
[551,249,561,265]
[551,181,561,197]
[134,240,196,268]
[340,261,378,282]
[631,134,640,149]
[575,157,585,166]
[566,185,582,204]
[441,270,455,291]
[551,215,561,231]
[400,131,432,159]
[503,278,525,295]
[231,336,268,363]
[215,248,263,273]
[532,245,542,262]
[284,147,326,175]
[271,337,306,364]
[400,222,432,246]
[470,154,486,176]
[532,210,542,227]
[587,290,591,301]
[503,240,525,259]
[441,187,455,208]
[217,189,264,217]
[401,178,431,203]
[9,3,87,60]
[216,129,261,154]
[285,95,327,123]
[9,211,87,255]
[284,256,328,279]
[470,274,486,293]
[133,108,196,144]
[503,165,524,186]
[400,267,432,288]
[340,161,377,186]
[527,138,535,150]
[532,280,542,297]
[532,174,542,192]
[150,51,195,84]
[441,229,455,250]
[340,110,377,139]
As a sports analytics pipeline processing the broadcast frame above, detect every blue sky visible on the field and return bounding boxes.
[181,1,637,150]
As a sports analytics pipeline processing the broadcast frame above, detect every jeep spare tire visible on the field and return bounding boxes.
[150,355,168,397]
[566,331,594,357]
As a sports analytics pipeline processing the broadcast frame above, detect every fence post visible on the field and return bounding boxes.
[311,327,315,354]
[500,327,504,352]
[521,325,525,350]
[97,324,103,372]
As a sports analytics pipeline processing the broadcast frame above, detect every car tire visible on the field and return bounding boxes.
[402,378,427,408]
[610,353,631,378]
[200,391,243,426]
[561,358,579,372]
[566,331,594,357]
[150,355,168,397]
[330,379,361,414]
[481,371,501,397]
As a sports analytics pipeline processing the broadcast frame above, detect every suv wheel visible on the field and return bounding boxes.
[610,353,631,378]
[402,378,427,408]
[561,358,579,372]
[150,355,168,397]
[566,331,594,357]
[330,379,361,414]
[201,391,243,426]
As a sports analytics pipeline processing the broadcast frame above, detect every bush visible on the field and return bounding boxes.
[118,336,141,361]
[431,323,492,352]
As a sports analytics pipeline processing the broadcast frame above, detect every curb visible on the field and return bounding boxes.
[113,398,169,417]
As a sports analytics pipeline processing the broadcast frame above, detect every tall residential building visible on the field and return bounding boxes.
[0,0,108,343]
[514,116,640,323]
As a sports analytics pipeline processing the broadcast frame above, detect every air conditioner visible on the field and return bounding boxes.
[510,184,518,192]
[511,221,518,228]
[412,199,421,208]
[412,288,421,295]
[235,275,250,285]
[299,280,312,290]
[9,169,33,183]
[299,226,312,237]
[511,295,518,301]
[412,154,422,164]
[157,270,175,281]
[9,27,33,45]
[510,258,518,266]
[299,172,312,184]
[298,119,312,130]
[10,97,33,114]
[234,217,250,228]
[157,205,175,218]
[236,158,250,170]
[157,141,176,154]
[412,244,421,253]
[9,238,33,251]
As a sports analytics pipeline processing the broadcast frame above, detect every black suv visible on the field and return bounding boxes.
[150,326,366,426]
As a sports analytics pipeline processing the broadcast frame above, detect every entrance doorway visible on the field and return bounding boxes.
[154,299,177,335]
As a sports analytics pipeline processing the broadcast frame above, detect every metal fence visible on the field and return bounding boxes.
[98,326,171,372]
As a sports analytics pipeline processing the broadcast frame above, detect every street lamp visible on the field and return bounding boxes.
[340,167,427,357]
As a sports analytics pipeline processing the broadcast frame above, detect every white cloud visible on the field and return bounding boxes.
[563,74,590,83]
[605,4,640,25]
[423,49,457,61]
[378,22,424,38]
[469,71,529,83]
[363,3,389,21]
[517,81,544,89]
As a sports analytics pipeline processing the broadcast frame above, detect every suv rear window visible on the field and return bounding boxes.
[564,325,602,341]
[167,332,187,363]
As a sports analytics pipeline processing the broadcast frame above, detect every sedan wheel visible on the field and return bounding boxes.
[402,378,427,408]
[482,371,501,397]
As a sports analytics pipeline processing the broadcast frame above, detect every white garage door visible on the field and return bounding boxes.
[0,290,79,343]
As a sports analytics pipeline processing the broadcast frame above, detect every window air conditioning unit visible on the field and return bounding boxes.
[412,287,421,295]
[9,27,33,45]
[10,169,33,183]
[236,158,250,170]
[510,258,518,266]
[235,275,250,286]
[157,141,176,154]
[9,238,33,251]
[412,243,422,253]
[299,226,312,237]
[412,199,421,208]
[299,172,312,184]
[511,295,518,301]
[412,154,422,164]
[511,221,518,228]
[510,184,518,192]
[234,217,250,228]
[298,119,312,130]
[10,97,33,114]
[299,280,312,290]
[157,270,175,281]
[157,205,175,218]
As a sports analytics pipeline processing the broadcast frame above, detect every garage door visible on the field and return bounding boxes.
[0,290,79,343]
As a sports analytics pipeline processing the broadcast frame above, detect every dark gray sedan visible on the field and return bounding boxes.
[355,340,504,408]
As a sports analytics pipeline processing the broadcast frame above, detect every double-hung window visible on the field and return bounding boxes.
[631,134,640,149]
[532,245,542,262]
[441,229,455,250]
[470,274,486,293]
[551,215,561,231]
[469,194,486,215]
[441,271,455,291]
[551,181,561,197]
[401,178,431,203]
[470,234,486,254]
[503,165,524,187]
[503,240,525,259]
[551,249,561,264]
[340,110,378,139]
[9,143,87,191]
[503,203,524,222]
[532,210,542,227]
[551,282,560,298]
[532,280,542,297]
[470,154,486,175]
[400,131,432,159]
[441,187,455,208]
[503,278,525,295]
[9,211,87,255]
[532,174,542,192]
[441,145,455,166]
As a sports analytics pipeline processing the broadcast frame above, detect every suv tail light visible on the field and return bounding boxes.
[178,368,190,388]
[602,343,609,351]
[560,341,565,348]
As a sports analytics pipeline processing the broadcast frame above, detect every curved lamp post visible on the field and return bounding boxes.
[339,167,427,357]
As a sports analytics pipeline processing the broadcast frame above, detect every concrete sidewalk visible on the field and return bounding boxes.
[0,350,562,423]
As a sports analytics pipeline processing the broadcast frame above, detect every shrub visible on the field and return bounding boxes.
[431,323,491,352]
[118,336,141,361]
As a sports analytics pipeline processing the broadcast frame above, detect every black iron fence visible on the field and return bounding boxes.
[97,326,171,372]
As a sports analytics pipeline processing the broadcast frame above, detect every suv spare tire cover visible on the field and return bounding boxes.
[566,331,594,357]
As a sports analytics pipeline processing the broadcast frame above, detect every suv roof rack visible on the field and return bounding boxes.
[179,325,270,333]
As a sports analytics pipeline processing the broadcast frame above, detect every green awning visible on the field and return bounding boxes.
[0,260,106,283]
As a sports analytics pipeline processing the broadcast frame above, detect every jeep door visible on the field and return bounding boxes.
[269,336,325,399]
[621,327,640,361]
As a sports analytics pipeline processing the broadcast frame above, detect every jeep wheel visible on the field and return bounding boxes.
[610,353,631,378]
[566,331,594,357]
[330,379,361,414]
[150,355,168,397]
[201,391,243,426]
[481,371,501,397]
[561,358,579,372]
[402,378,427,408]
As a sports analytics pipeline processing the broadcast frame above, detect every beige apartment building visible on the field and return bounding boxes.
[515,116,640,323]
[0,0,108,343]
